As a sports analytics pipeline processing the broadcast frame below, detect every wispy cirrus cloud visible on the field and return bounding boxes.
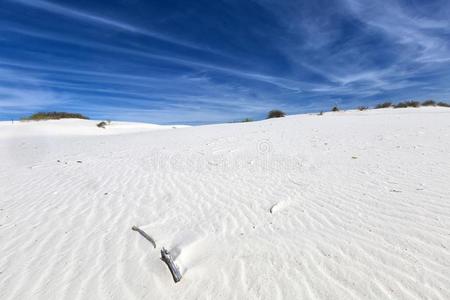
[0,86,65,116]
[252,0,450,100]
[0,63,297,123]
[1,26,311,92]
[342,0,450,63]
[8,0,219,54]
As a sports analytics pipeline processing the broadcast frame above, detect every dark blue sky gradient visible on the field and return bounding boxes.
[1,0,450,124]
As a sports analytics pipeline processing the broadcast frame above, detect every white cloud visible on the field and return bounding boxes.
[342,0,450,63]
[9,0,216,53]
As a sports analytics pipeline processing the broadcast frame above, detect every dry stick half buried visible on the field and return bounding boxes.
[132,226,156,248]
[161,248,182,283]
[132,226,182,283]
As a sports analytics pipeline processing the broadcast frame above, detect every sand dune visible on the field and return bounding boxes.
[0,119,188,139]
[1,107,450,299]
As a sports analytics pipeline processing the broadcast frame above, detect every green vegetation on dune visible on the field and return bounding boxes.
[373,100,450,109]
[437,102,450,107]
[374,102,393,109]
[267,110,286,118]
[21,112,89,121]
[422,100,436,106]
[393,101,421,108]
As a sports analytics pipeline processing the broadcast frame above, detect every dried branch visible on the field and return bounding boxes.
[131,226,156,248]
[160,247,182,283]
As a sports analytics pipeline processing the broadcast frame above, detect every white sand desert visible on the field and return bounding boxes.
[1,107,449,299]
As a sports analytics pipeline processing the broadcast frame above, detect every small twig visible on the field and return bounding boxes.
[131,226,156,248]
[161,247,182,283]
[270,203,278,214]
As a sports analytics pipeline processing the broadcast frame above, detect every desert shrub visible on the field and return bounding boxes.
[407,101,421,107]
[22,112,89,121]
[394,101,420,108]
[267,110,285,119]
[394,102,408,108]
[422,100,436,106]
[97,121,107,128]
[374,102,392,109]
[437,102,450,107]
[358,106,368,111]
[331,106,339,112]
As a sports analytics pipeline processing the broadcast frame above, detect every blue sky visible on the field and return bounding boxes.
[1,0,450,124]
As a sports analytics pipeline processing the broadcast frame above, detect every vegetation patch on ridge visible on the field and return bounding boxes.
[22,112,89,121]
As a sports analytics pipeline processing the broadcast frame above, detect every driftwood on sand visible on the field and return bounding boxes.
[131,225,156,248]
[161,247,182,283]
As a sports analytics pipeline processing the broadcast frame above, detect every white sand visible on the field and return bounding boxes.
[0,119,188,139]
[1,108,449,299]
